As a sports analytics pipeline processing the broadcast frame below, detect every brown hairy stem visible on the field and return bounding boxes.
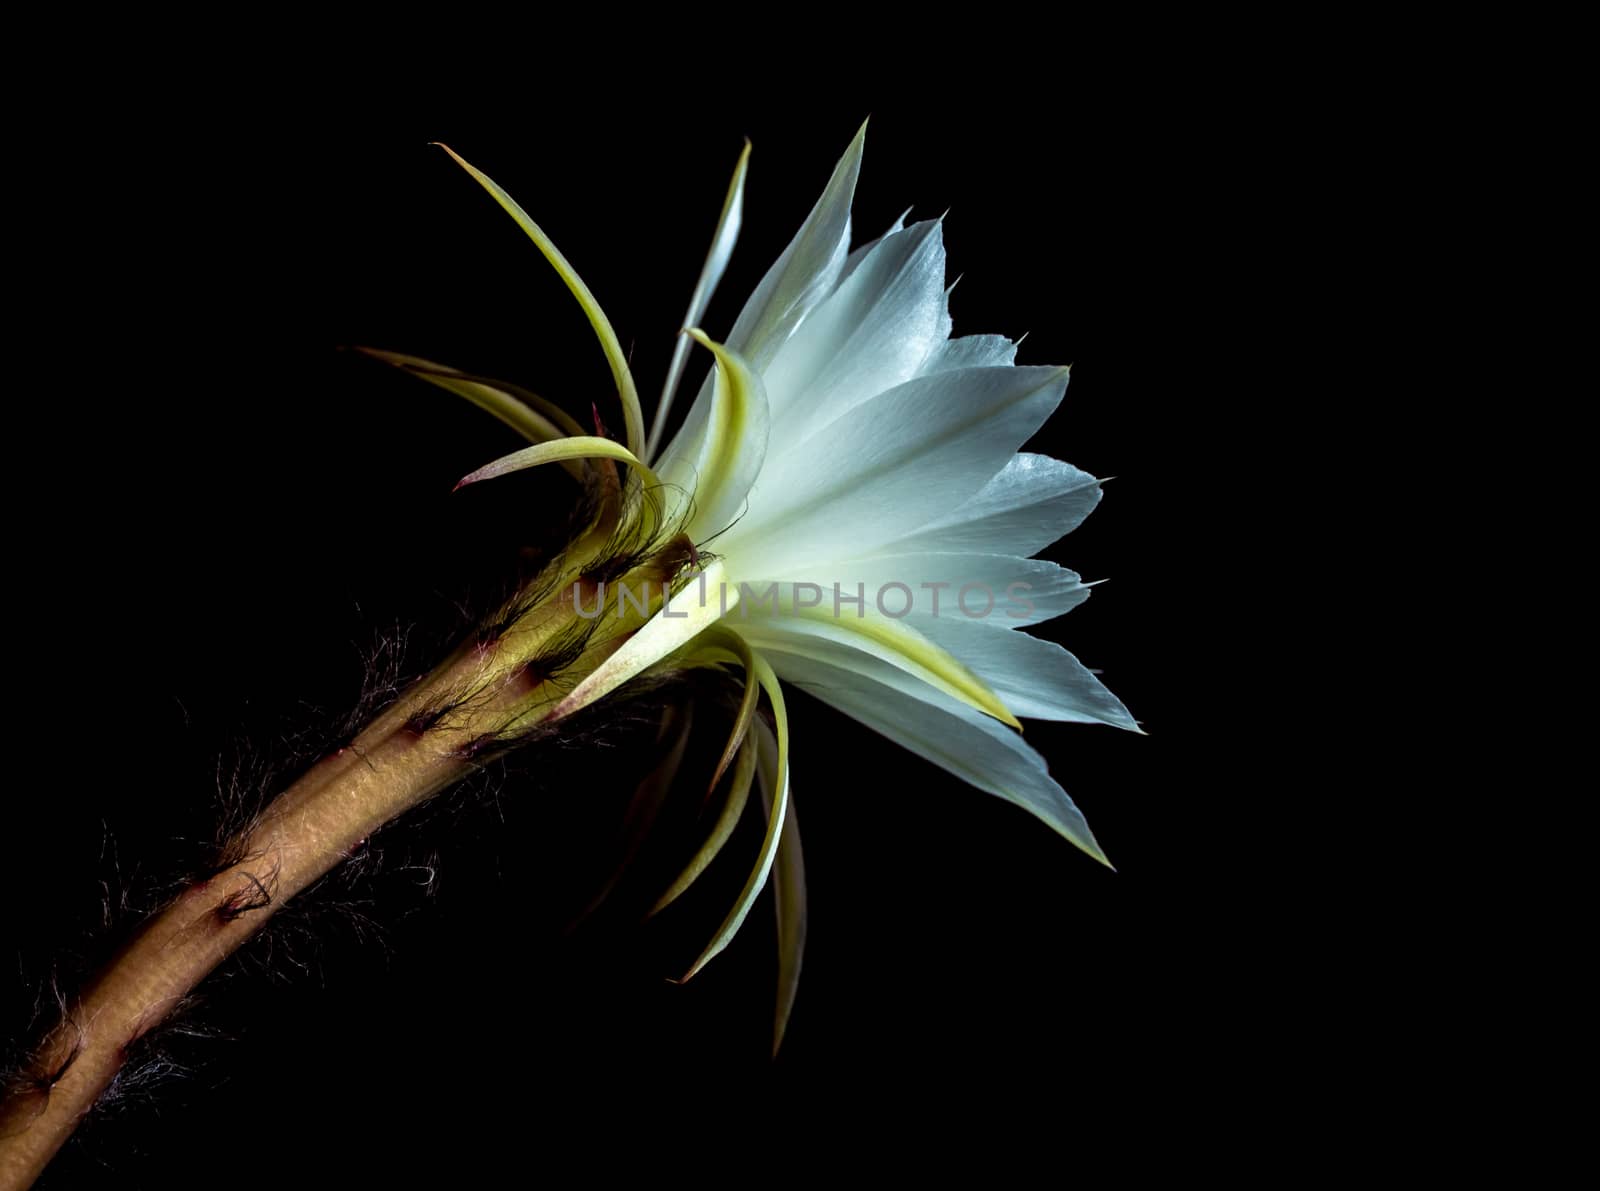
[0,736,461,1186]
[0,565,646,1189]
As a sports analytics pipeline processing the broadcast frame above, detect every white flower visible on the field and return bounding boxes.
[398,126,1137,1042]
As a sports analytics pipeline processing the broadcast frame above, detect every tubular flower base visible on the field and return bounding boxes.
[0,124,1136,1187]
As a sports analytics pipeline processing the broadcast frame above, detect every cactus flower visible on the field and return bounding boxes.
[0,123,1135,1185]
[414,122,1138,1038]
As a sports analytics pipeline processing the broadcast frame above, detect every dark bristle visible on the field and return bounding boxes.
[455,733,500,763]
[579,547,650,587]
[524,619,596,688]
[654,535,701,592]
[403,702,453,736]
[578,484,690,588]
[478,562,569,646]
[200,842,267,885]
[214,866,278,924]
[28,1036,81,1094]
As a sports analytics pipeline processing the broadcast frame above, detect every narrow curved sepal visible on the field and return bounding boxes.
[456,435,661,492]
[690,625,762,793]
[679,652,789,981]
[761,716,806,1057]
[650,735,758,916]
[571,702,694,926]
[679,329,769,540]
[433,142,646,460]
[355,346,586,437]
[357,347,586,481]
[648,140,751,462]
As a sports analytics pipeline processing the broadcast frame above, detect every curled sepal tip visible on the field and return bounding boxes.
[677,329,769,539]
[455,435,661,492]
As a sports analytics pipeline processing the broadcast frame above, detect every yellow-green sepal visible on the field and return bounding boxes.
[676,329,768,540]
[650,734,758,917]
[433,142,646,461]
[678,651,789,981]
[356,347,588,481]
[758,715,806,1056]
[456,435,661,492]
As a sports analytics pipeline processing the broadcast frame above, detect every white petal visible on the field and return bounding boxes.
[735,594,1019,727]
[723,366,1070,577]
[798,552,1091,626]
[837,207,910,285]
[721,121,867,370]
[886,452,1103,557]
[909,615,1139,730]
[749,639,1109,863]
[764,219,952,440]
[656,123,865,490]
[921,333,1018,372]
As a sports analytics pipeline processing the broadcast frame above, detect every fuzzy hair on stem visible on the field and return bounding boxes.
[0,502,711,1186]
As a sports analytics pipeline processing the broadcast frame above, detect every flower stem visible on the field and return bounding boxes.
[0,572,624,1188]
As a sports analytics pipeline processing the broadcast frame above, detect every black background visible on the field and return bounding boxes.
[4,59,1263,1184]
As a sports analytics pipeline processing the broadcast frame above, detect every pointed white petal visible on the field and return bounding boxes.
[921,333,1018,372]
[910,616,1140,730]
[648,141,751,462]
[736,597,1019,727]
[764,219,953,439]
[886,453,1103,557]
[755,643,1110,864]
[654,123,865,482]
[804,552,1092,626]
[723,121,867,368]
[723,366,1070,577]
[837,206,910,285]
